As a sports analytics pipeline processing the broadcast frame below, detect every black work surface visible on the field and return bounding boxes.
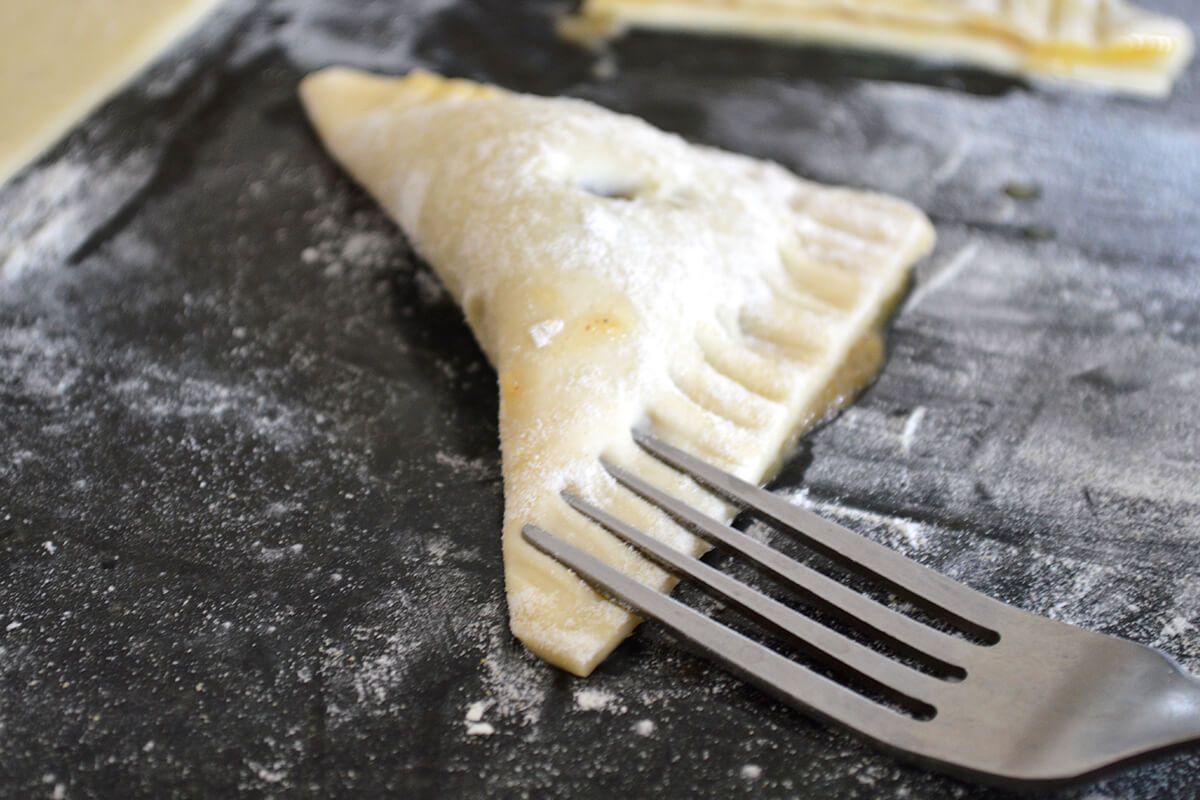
[1,1,1198,797]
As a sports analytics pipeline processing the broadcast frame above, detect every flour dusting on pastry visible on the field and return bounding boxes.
[299,68,934,675]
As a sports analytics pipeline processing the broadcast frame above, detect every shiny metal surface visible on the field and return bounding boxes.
[525,431,1200,787]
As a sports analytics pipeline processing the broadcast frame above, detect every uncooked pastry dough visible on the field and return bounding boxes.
[562,0,1195,97]
[0,0,226,188]
[299,68,935,676]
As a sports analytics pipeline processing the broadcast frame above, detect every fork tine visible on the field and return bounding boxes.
[632,428,1006,638]
[522,523,920,743]
[561,491,945,710]
[600,459,973,673]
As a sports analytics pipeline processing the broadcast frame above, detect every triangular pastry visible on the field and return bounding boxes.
[299,68,935,676]
[562,0,1194,97]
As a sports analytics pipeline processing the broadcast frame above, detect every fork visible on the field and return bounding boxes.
[522,429,1200,787]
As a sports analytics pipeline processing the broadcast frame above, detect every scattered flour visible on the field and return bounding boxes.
[297,219,405,283]
[784,488,930,554]
[433,450,496,480]
[340,230,393,269]
[1161,615,1195,639]
[258,543,305,563]
[896,520,927,550]
[573,688,615,711]
[740,764,762,780]
[898,406,925,454]
[632,719,655,737]
[902,242,978,313]
[465,700,492,723]
[528,319,564,348]
[273,0,462,72]
[1154,578,1200,651]
[465,721,495,737]
[475,610,557,728]
[0,161,90,283]
[247,760,287,783]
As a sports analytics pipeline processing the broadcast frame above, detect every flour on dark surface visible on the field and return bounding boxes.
[1,1,1198,798]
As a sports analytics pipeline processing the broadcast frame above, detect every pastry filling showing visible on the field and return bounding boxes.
[562,0,1194,96]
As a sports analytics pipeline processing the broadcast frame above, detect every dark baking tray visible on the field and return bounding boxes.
[1,1,1198,797]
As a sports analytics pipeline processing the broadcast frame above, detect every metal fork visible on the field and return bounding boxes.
[522,429,1200,787]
